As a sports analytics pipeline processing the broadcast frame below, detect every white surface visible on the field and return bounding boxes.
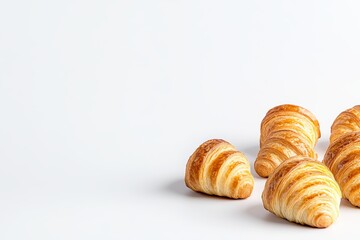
[1,0,360,239]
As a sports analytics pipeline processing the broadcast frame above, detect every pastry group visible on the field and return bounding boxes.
[184,104,360,228]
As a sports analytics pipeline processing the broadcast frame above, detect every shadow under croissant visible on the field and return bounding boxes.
[315,138,330,153]
[242,204,317,229]
[165,179,244,200]
[341,198,358,208]
[167,179,338,228]
[314,138,330,159]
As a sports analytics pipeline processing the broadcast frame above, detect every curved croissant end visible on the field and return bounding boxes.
[185,139,254,199]
[262,156,341,228]
[255,104,321,177]
[324,131,360,207]
[330,105,360,143]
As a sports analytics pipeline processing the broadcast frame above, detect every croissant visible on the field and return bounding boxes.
[330,105,360,143]
[262,156,341,228]
[185,139,254,199]
[255,104,321,177]
[323,131,360,207]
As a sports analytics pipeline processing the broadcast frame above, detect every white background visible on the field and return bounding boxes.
[1,0,360,239]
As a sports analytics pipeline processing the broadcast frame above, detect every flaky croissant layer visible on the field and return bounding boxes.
[255,104,321,178]
[324,131,360,207]
[185,139,254,199]
[262,156,341,228]
[330,105,360,143]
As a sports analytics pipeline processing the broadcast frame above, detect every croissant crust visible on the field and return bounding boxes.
[330,105,360,143]
[262,156,341,228]
[255,104,321,177]
[185,139,254,199]
[324,131,360,207]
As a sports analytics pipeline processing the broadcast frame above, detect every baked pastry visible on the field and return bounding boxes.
[255,104,321,177]
[185,139,254,199]
[330,105,360,143]
[262,156,341,228]
[323,131,360,207]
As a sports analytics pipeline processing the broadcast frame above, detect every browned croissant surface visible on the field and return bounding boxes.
[262,156,341,228]
[255,104,321,177]
[185,139,254,199]
[323,131,360,207]
[330,105,360,143]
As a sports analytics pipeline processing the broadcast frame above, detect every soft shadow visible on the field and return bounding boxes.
[341,198,357,208]
[315,139,330,152]
[242,204,312,229]
[165,179,187,195]
[164,179,239,200]
[243,204,287,224]
[315,138,330,161]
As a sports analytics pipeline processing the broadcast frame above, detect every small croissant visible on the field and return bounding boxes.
[330,105,360,143]
[262,156,341,228]
[324,131,360,207]
[255,104,321,177]
[185,139,254,199]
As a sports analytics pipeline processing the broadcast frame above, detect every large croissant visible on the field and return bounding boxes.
[262,156,341,228]
[323,131,360,207]
[255,104,321,177]
[330,105,360,143]
[185,139,254,199]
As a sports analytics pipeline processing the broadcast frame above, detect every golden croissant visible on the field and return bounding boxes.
[330,105,360,143]
[255,104,321,177]
[323,131,360,207]
[262,156,341,228]
[185,139,254,199]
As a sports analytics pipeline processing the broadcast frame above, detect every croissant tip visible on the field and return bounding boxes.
[315,214,333,228]
[255,162,273,178]
[235,183,254,199]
